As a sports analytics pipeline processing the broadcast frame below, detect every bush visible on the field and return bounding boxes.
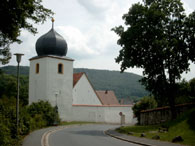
[0,122,12,146]
[28,100,60,127]
[132,96,157,124]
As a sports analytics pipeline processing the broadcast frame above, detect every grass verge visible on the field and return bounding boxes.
[116,108,195,146]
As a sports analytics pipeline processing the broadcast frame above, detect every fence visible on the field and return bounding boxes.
[140,103,195,125]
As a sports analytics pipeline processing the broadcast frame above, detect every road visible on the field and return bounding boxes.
[23,124,139,146]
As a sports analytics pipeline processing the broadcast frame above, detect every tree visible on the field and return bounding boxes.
[0,0,53,64]
[132,96,157,124]
[113,0,195,119]
[189,78,195,99]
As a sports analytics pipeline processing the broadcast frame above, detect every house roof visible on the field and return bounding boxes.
[73,72,84,87]
[96,90,120,105]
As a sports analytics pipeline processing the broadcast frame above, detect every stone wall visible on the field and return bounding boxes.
[140,103,195,125]
[71,104,133,124]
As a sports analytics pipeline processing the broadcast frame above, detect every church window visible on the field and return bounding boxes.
[58,63,63,74]
[36,63,39,74]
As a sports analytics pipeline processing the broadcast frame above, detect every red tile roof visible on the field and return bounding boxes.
[73,73,84,87]
[96,90,120,105]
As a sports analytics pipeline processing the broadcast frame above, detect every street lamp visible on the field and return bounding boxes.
[53,92,59,126]
[14,53,24,135]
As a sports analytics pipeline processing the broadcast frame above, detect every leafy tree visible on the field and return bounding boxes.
[175,79,191,104]
[113,0,195,119]
[132,96,157,124]
[0,0,53,64]
[174,78,195,104]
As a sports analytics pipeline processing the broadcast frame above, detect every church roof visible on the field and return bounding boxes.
[96,90,120,105]
[35,19,68,57]
[73,72,84,87]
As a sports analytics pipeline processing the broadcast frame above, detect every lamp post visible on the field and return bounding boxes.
[14,53,24,135]
[54,92,59,125]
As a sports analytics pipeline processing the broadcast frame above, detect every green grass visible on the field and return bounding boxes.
[117,108,195,146]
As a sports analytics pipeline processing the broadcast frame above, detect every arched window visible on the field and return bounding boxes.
[36,63,39,74]
[58,63,63,74]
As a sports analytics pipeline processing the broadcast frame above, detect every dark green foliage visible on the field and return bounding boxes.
[0,0,53,64]
[0,72,28,105]
[28,100,60,127]
[0,97,16,145]
[132,96,157,124]
[175,78,195,104]
[187,109,195,131]
[189,78,195,98]
[0,122,11,146]
[113,0,195,118]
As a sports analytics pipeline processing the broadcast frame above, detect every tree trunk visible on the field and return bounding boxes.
[168,63,177,119]
[168,89,177,119]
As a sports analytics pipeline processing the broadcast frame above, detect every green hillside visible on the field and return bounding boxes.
[0,65,148,101]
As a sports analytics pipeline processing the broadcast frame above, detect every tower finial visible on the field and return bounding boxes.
[52,17,55,29]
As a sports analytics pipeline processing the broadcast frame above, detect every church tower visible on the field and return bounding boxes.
[29,19,74,120]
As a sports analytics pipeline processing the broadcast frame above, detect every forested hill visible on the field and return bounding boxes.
[0,65,148,101]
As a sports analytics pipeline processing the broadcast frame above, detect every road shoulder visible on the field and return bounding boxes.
[105,129,184,146]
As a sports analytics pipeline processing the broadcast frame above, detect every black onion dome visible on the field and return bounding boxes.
[36,28,68,56]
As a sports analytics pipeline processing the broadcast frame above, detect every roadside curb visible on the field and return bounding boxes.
[105,130,153,146]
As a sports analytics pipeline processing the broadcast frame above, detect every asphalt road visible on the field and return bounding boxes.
[49,124,139,146]
[23,124,139,146]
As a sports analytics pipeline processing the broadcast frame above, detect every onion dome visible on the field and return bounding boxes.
[35,18,68,56]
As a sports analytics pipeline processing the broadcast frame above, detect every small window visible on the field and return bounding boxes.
[58,63,63,74]
[36,63,39,74]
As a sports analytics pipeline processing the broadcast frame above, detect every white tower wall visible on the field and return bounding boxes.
[29,56,74,121]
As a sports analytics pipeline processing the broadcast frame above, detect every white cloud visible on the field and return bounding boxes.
[77,0,111,15]
[7,30,37,66]
[181,0,194,15]
[57,26,99,59]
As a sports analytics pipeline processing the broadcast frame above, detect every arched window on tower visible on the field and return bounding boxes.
[36,63,39,74]
[58,63,63,74]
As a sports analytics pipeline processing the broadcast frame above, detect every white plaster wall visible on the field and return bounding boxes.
[29,58,47,103]
[29,56,73,121]
[73,74,102,105]
[70,105,133,124]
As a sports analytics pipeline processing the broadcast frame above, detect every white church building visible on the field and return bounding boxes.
[29,20,133,124]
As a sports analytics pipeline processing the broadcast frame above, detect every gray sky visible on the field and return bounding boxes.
[3,0,195,80]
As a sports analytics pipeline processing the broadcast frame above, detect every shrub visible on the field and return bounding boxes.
[0,122,12,146]
[28,100,60,127]
[133,96,157,124]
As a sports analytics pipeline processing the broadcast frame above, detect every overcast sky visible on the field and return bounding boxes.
[3,0,195,80]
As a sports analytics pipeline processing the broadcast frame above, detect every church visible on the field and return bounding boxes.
[29,19,133,124]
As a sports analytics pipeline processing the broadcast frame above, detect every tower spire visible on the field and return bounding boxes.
[52,17,55,29]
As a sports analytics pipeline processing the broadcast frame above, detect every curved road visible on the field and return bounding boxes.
[23,124,139,146]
